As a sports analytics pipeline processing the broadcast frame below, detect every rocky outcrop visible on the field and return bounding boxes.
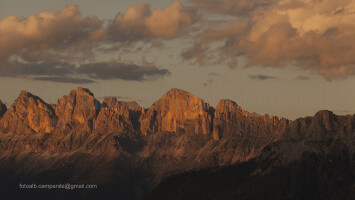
[93,97,142,134]
[140,88,214,135]
[283,110,355,141]
[0,90,57,134]
[213,99,289,140]
[0,100,6,118]
[210,99,290,163]
[55,87,101,132]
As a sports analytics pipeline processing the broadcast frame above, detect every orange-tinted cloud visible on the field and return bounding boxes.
[0,1,196,63]
[190,0,276,16]
[186,0,355,80]
[108,1,197,41]
[0,5,103,62]
[0,1,195,82]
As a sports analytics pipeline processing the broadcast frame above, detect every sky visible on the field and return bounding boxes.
[1,0,355,120]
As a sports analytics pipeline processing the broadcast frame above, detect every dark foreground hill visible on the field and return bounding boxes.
[145,116,355,199]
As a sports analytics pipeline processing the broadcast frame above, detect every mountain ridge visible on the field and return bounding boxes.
[0,87,353,200]
[0,87,290,137]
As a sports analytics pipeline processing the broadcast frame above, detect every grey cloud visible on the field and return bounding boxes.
[78,61,170,81]
[203,78,213,87]
[181,44,209,65]
[33,76,96,84]
[0,61,76,77]
[249,74,279,81]
[0,60,170,82]
[295,76,310,81]
[189,0,277,16]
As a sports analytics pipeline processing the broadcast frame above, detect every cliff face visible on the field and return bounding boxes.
[0,91,57,134]
[284,110,355,141]
[209,99,290,163]
[93,97,142,134]
[0,100,7,119]
[213,99,289,140]
[140,88,214,135]
[55,87,101,132]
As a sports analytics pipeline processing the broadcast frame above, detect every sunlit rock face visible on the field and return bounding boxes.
[212,99,290,163]
[140,88,214,135]
[0,100,6,119]
[284,110,355,141]
[55,87,101,132]
[0,90,57,134]
[93,97,142,134]
[213,99,289,140]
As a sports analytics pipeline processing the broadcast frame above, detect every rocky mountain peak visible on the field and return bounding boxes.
[155,88,205,109]
[215,99,241,113]
[0,90,56,134]
[102,97,141,112]
[313,110,335,121]
[19,90,32,98]
[140,88,213,135]
[76,87,95,96]
[305,110,338,140]
[55,87,100,131]
[166,88,188,95]
[154,88,211,111]
[103,97,117,108]
[0,100,7,118]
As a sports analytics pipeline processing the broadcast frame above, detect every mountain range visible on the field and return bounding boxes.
[0,87,353,199]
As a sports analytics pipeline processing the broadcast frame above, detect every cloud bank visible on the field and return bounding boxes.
[0,61,170,83]
[108,1,197,41]
[0,5,103,63]
[0,1,193,82]
[186,0,355,80]
[2,0,355,82]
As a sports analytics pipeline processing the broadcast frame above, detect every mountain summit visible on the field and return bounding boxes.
[140,88,214,135]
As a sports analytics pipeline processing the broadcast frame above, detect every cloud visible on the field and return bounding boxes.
[0,2,196,64]
[186,0,355,80]
[0,5,103,63]
[0,1,193,83]
[78,61,171,81]
[0,61,76,77]
[203,78,213,86]
[107,1,197,41]
[190,0,276,16]
[249,74,279,81]
[33,76,96,84]
[295,75,310,81]
[181,43,210,65]
[0,60,170,82]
